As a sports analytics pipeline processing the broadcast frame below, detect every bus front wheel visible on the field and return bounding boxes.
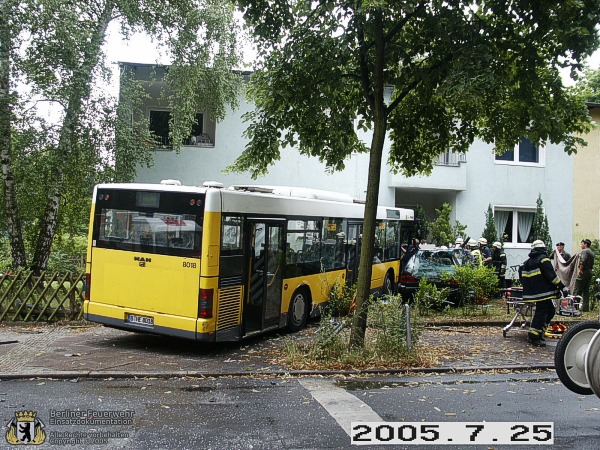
[288,288,309,332]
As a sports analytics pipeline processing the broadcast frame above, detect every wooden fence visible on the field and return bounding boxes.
[0,270,85,322]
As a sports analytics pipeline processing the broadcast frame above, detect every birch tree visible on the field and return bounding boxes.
[0,0,27,268]
[0,0,242,272]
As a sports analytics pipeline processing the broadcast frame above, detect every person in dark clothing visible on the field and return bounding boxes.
[550,242,571,265]
[574,238,595,312]
[519,239,566,347]
[478,237,493,267]
[491,241,507,289]
[401,238,420,272]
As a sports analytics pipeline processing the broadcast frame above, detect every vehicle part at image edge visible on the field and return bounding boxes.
[554,321,600,395]
[288,288,309,332]
[584,328,600,398]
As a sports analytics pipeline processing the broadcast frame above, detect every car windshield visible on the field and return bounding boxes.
[405,249,463,280]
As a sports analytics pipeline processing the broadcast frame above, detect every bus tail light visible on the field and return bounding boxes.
[198,288,213,319]
[84,273,91,301]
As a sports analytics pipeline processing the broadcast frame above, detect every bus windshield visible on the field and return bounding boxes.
[92,189,204,258]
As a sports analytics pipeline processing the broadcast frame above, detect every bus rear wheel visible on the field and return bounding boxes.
[383,272,395,296]
[288,288,309,332]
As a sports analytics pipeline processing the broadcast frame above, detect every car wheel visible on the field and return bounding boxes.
[555,321,600,395]
[288,288,309,332]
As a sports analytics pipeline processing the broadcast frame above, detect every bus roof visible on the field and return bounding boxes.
[93,182,414,221]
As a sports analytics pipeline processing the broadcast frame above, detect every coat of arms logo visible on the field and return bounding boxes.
[5,410,46,445]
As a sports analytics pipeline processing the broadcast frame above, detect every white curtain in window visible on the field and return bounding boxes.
[494,211,510,241]
[517,212,534,243]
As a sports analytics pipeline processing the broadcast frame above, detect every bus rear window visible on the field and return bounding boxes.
[92,190,203,258]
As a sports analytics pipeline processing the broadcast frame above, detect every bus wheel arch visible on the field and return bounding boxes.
[287,286,311,332]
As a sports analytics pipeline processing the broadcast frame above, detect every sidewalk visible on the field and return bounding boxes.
[0,321,558,379]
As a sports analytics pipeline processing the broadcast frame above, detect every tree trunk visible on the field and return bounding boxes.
[31,2,114,273]
[0,0,27,269]
[349,10,387,348]
[349,117,387,347]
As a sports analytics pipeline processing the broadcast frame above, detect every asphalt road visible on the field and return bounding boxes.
[1,372,599,449]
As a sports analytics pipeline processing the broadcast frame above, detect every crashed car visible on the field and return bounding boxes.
[399,247,466,305]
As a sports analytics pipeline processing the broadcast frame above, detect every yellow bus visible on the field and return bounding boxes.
[83,181,414,342]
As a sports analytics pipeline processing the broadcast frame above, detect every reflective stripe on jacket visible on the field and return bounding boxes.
[492,249,507,274]
[518,249,562,302]
[471,249,482,266]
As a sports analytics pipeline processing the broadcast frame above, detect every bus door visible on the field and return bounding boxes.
[346,223,362,286]
[244,221,285,334]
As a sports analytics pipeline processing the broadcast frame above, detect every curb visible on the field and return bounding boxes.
[425,319,588,327]
[0,364,556,380]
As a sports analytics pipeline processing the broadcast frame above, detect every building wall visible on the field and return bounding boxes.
[573,107,600,251]
[457,140,573,269]
[135,87,400,206]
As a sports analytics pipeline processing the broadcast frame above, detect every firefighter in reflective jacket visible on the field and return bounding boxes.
[492,242,507,289]
[470,239,482,266]
[518,240,565,347]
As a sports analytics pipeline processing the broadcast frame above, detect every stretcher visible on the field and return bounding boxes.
[501,287,531,338]
[501,287,582,338]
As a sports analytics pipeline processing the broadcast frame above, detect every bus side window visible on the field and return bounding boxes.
[221,215,243,255]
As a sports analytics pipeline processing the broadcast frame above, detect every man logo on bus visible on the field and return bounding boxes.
[134,256,151,267]
[5,410,46,445]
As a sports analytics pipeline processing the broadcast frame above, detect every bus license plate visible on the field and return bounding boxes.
[128,314,154,327]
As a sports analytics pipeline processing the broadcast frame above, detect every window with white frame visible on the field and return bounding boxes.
[148,110,213,147]
[495,137,543,165]
[494,208,536,245]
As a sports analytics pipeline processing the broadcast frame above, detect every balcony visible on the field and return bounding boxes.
[388,151,467,191]
[435,151,467,167]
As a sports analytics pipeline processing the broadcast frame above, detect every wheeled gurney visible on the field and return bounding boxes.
[501,287,582,338]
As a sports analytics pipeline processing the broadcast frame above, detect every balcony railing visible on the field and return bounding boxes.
[150,134,214,149]
[435,151,467,167]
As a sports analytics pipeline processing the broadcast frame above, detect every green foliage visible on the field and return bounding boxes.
[114,71,155,183]
[428,203,453,247]
[309,314,349,358]
[0,230,87,274]
[233,1,598,178]
[531,194,552,253]
[0,234,12,274]
[414,205,430,242]
[411,279,450,316]
[46,233,87,273]
[368,294,421,357]
[283,294,423,366]
[588,239,600,311]
[0,0,243,270]
[322,280,355,318]
[482,204,497,245]
[452,220,468,243]
[581,68,600,103]
[442,264,499,308]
